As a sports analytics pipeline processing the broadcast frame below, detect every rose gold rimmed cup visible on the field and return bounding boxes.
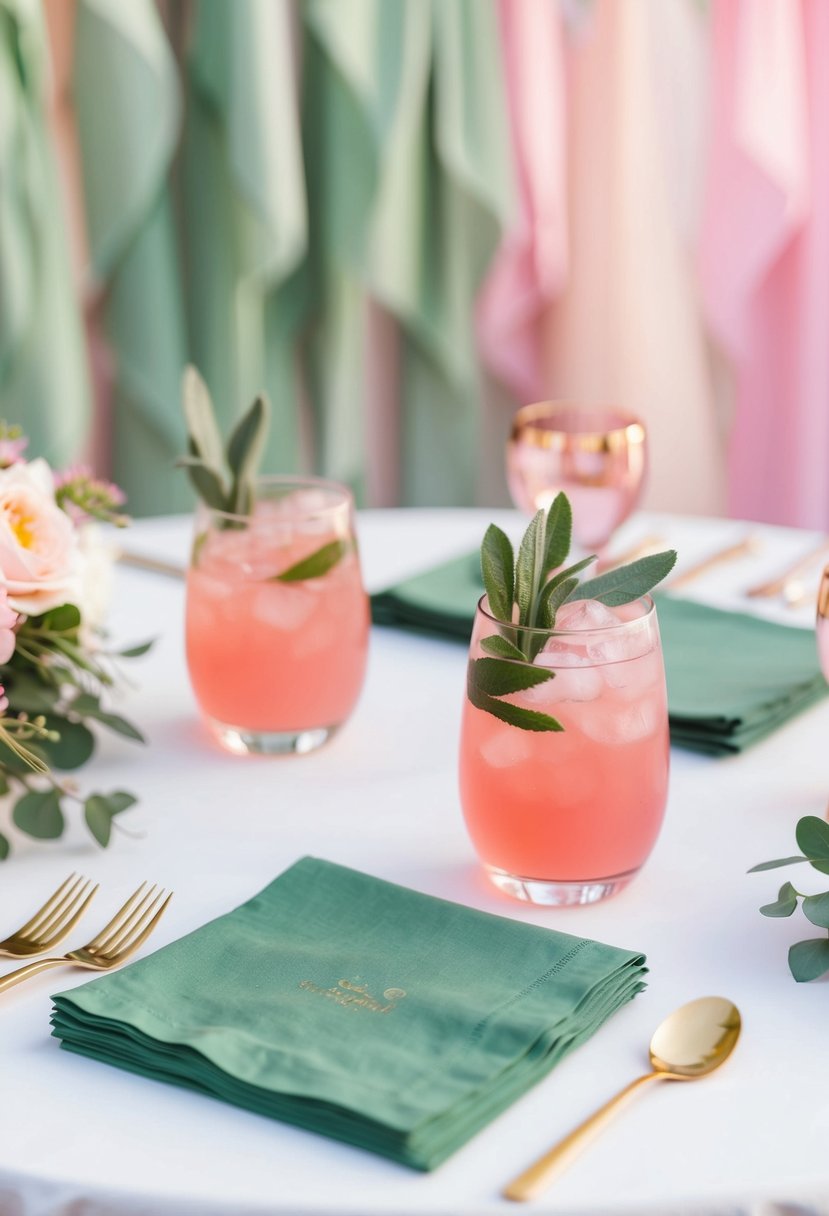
[506,403,648,552]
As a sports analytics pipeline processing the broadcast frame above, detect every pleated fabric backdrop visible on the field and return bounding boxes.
[3,0,828,526]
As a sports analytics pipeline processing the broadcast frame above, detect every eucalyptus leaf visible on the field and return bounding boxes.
[796,816,829,874]
[38,716,95,771]
[5,672,57,713]
[0,832,8,861]
[0,773,8,796]
[748,855,809,873]
[802,892,829,929]
[567,551,678,607]
[182,365,226,473]
[759,882,798,917]
[13,789,64,840]
[116,641,154,658]
[84,794,114,847]
[71,695,145,744]
[467,676,563,732]
[469,657,554,698]
[788,936,829,982]
[38,604,81,633]
[480,525,514,622]
[480,635,525,662]
[104,791,138,816]
[275,539,348,583]
[543,492,572,573]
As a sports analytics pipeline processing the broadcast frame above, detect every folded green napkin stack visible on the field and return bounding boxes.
[371,552,828,756]
[51,858,646,1170]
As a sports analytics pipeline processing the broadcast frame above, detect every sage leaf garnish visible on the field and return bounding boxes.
[480,524,515,622]
[467,671,563,733]
[569,551,678,607]
[480,635,526,662]
[275,539,348,583]
[469,657,554,698]
[750,814,829,981]
[470,492,677,732]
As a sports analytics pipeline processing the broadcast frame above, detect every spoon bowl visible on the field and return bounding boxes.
[504,996,741,1202]
[649,995,742,1078]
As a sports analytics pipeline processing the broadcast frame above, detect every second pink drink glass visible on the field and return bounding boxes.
[186,476,369,755]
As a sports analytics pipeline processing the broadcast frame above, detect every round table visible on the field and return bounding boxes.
[1,509,828,1216]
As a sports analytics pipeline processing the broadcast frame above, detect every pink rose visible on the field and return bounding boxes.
[0,588,17,664]
[0,459,80,615]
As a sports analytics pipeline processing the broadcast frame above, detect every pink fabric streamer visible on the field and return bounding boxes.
[476,0,568,403]
[700,0,829,527]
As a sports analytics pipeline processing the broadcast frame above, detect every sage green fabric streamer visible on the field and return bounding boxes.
[302,0,515,504]
[74,0,190,516]
[182,0,308,477]
[0,0,90,465]
[370,553,829,755]
[52,857,646,1170]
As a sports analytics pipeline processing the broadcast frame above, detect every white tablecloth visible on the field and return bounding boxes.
[1,509,829,1216]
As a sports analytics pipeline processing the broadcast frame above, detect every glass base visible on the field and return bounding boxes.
[486,865,638,906]
[207,717,339,756]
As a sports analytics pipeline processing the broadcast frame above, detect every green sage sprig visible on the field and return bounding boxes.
[749,815,829,982]
[179,367,347,579]
[470,494,676,732]
[179,366,269,517]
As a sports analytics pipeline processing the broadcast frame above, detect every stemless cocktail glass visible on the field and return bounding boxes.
[506,403,648,552]
[185,476,369,755]
[459,595,669,905]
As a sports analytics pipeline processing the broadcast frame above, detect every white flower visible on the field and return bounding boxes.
[0,458,81,615]
[76,523,116,642]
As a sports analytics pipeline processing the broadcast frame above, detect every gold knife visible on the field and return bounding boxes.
[666,535,761,591]
[744,537,829,599]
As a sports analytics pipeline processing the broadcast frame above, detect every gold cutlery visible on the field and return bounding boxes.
[666,536,761,591]
[118,551,186,579]
[595,534,667,574]
[504,996,741,1202]
[0,882,172,994]
[0,874,98,958]
[744,538,829,600]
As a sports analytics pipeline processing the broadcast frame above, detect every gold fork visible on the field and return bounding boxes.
[0,882,172,994]
[0,874,99,959]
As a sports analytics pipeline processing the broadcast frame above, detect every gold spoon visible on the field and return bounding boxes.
[503,995,741,1203]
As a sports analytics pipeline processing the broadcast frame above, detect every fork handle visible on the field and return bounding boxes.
[0,956,69,994]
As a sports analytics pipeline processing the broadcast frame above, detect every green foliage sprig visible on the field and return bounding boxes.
[471,494,677,732]
[749,815,829,981]
[1,603,149,861]
[179,367,347,579]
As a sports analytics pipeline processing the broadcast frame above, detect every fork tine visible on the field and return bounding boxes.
[36,880,99,949]
[83,882,150,950]
[100,889,167,956]
[13,874,79,938]
[102,892,172,963]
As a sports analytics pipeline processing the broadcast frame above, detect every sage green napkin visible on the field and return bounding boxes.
[371,553,828,755]
[51,858,646,1171]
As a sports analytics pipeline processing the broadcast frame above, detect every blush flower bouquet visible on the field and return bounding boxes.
[0,423,149,860]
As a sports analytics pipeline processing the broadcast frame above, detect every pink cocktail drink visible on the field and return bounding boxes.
[459,597,669,904]
[186,478,369,755]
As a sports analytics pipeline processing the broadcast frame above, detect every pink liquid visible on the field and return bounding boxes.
[186,502,369,733]
[459,610,669,882]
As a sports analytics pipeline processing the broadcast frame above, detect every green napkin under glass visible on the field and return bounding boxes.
[51,857,646,1171]
[371,552,828,756]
